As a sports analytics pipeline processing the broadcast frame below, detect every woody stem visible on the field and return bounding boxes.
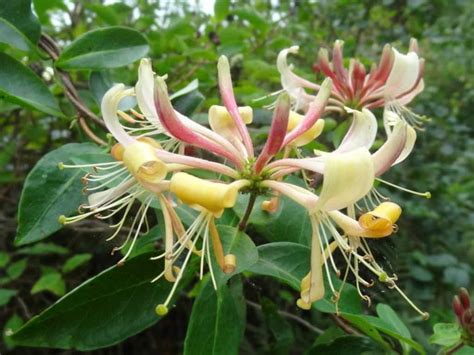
[238,192,257,231]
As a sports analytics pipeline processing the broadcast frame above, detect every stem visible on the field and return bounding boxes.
[246,300,323,334]
[446,342,464,355]
[238,192,257,231]
[38,34,107,145]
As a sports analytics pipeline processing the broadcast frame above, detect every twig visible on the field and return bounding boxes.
[446,342,465,355]
[246,300,324,334]
[238,192,257,231]
[331,314,362,336]
[38,34,107,145]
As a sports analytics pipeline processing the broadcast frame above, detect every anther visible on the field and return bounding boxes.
[155,304,168,316]
[58,215,67,225]
[58,162,64,170]
[223,254,237,274]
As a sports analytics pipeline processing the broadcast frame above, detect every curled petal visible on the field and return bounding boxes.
[385,49,420,99]
[122,141,167,184]
[316,148,374,211]
[101,84,136,147]
[135,58,159,122]
[373,119,409,176]
[170,172,248,216]
[335,108,377,153]
[278,46,320,95]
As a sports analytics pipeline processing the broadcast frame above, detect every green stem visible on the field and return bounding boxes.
[238,192,257,231]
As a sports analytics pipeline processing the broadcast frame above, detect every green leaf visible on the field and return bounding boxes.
[247,242,362,314]
[172,89,205,117]
[183,278,244,355]
[309,335,380,354]
[0,53,61,116]
[429,323,462,347]
[0,288,17,306]
[56,27,149,70]
[214,0,231,22]
[12,253,191,350]
[62,253,92,273]
[6,258,28,280]
[213,225,258,287]
[234,8,269,33]
[15,143,103,246]
[0,251,10,268]
[343,313,425,354]
[246,242,308,290]
[17,242,69,256]
[260,298,294,352]
[340,313,390,349]
[376,303,412,353]
[89,70,136,109]
[0,0,41,51]
[3,313,24,350]
[31,272,66,296]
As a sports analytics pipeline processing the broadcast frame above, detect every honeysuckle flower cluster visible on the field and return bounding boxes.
[59,39,430,318]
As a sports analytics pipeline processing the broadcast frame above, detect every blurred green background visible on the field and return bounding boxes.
[0,0,473,353]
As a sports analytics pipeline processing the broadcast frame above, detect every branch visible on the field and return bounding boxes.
[38,34,107,145]
[246,300,324,334]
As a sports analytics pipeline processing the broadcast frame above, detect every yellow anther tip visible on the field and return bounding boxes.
[58,215,67,225]
[422,312,430,320]
[155,304,168,316]
[378,272,389,282]
[424,192,431,199]
[57,162,64,170]
[223,254,237,274]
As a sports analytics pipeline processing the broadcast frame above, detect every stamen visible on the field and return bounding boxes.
[376,178,431,198]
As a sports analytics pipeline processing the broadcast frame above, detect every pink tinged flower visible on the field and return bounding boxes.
[217,56,254,158]
[384,49,421,100]
[282,78,332,147]
[154,76,244,167]
[255,93,291,173]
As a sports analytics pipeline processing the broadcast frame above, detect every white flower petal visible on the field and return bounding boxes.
[372,121,408,176]
[337,108,377,152]
[385,49,420,98]
[101,84,135,146]
[135,58,159,122]
[316,147,374,211]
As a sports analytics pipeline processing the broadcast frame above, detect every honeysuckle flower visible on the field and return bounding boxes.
[59,45,430,320]
[277,39,426,129]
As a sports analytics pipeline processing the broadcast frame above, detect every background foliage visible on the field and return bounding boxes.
[0,0,473,353]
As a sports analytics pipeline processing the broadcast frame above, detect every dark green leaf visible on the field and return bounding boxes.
[183,278,244,355]
[0,251,10,268]
[309,335,380,355]
[12,253,190,350]
[89,70,136,109]
[0,53,61,116]
[261,298,294,352]
[57,27,149,70]
[31,272,66,296]
[376,303,411,339]
[0,288,17,306]
[247,242,362,314]
[17,242,69,256]
[0,0,41,51]
[172,89,205,117]
[429,323,462,347]
[15,143,103,245]
[62,253,92,273]
[3,313,24,350]
[6,258,28,280]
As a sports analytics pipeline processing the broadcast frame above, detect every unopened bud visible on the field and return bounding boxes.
[463,309,473,325]
[453,296,463,318]
[460,287,471,310]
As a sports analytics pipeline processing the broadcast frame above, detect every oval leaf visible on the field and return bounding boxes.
[0,53,61,116]
[183,278,245,355]
[0,0,41,51]
[56,27,149,69]
[11,253,190,350]
[15,143,104,246]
